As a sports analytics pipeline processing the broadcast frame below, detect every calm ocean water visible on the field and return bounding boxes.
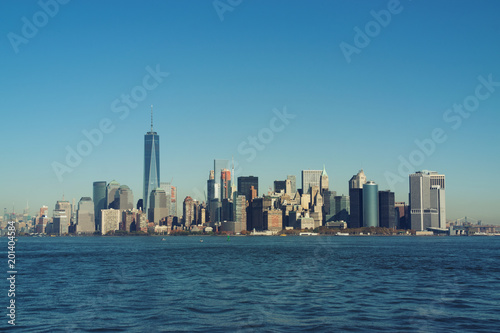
[5,236,500,332]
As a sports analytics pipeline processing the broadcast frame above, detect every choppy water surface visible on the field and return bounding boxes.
[7,236,500,332]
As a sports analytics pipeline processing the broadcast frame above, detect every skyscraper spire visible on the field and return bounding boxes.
[151,105,154,132]
[231,156,235,178]
[230,156,237,199]
[144,105,160,214]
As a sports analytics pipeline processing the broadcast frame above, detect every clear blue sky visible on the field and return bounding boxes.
[1,0,499,223]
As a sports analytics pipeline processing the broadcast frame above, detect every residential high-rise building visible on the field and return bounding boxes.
[409,171,446,231]
[144,106,160,215]
[264,209,283,232]
[233,194,247,230]
[200,208,206,225]
[287,175,296,193]
[121,210,136,232]
[214,159,229,188]
[363,181,379,228]
[76,197,95,234]
[106,180,120,209]
[237,176,258,203]
[302,170,322,194]
[183,196,195,227]
[349,169,367,189]
[221,168,231,200]
[379,191,396,229]
[170,186,177,217]
[193,200,201,225]
[101,208,120,235]
[39,205,49,218]
[136,210,148,232]
[117,185,134,210]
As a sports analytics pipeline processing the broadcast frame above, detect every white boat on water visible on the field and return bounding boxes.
[299,232,318,236]
[337,232,349,236]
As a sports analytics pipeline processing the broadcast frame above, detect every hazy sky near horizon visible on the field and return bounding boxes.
[1,0,499,223]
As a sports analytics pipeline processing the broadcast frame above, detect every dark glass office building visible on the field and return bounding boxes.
[238,176,258,203]
[379,190,396,229]
[274,180,286,193]
[349,188,363,228]
[93,181,106,231]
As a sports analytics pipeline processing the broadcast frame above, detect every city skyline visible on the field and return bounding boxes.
[1,1,500,223]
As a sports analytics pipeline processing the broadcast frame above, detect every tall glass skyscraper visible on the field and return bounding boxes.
[93,181,106,231]
[77,197,95,234]
[143,107,160,214]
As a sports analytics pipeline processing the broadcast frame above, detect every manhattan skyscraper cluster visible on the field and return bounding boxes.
[4,109,447,236]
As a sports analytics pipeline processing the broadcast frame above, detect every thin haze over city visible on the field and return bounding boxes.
[1,0,499,223]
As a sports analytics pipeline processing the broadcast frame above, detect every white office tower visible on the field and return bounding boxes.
[409,171,446,231]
